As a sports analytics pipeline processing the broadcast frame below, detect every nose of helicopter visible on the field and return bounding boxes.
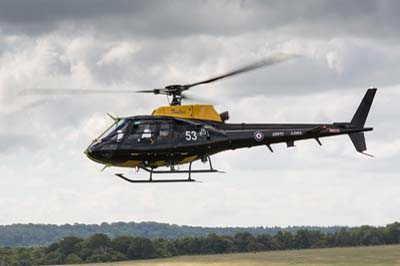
[84,141,116,166]
[84,143,101,163]
[84,146,91,156]
[84,145,94,160]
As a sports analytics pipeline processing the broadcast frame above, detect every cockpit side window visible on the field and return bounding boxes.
[125,120,156,144]
[116,122,129,142]
[95,119,130,144]
[159,122,170,137]
[123,120,173,145]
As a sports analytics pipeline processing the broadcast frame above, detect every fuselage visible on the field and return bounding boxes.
[85,90,376,170]
[85,115,371,169]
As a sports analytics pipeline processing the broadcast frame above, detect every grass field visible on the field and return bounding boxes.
[60,245,400,266]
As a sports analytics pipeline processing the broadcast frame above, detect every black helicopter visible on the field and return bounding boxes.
[24,55,376,183]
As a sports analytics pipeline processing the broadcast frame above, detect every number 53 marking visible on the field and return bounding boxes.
[185,131,198,141]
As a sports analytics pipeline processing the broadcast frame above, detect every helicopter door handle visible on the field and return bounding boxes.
[204,126,226,136]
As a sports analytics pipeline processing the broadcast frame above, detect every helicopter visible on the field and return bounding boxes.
[23,55,377,183]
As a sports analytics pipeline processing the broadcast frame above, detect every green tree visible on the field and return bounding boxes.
[87,247,127,263]
[29,248,46,265]
[294,229,325,249]
[127,237,156,259]
[332,228,353,246]
[84,233,111,250]
[111,235,132,254]
[64,253,82,264]
[271,231,293,250]
[13,249,33,266]
[233,232,256,252]
[43,251,64,265]
[153,238,177,257]
[294,229,310,249]
[256,234,272,250]
[351,226,384,246]
[45,242,59,254]
[205,233,230,254]
[58,236,82,256]
[174,237,200,255]
[384,222,400,244]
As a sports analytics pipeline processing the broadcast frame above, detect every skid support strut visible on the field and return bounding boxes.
[115,156,222,183]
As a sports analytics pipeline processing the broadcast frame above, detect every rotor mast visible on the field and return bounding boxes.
[170,93,182,106]
[165,85,186,106]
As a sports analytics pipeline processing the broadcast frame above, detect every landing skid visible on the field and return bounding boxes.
[115,173,198,183]
[115,156,223,183]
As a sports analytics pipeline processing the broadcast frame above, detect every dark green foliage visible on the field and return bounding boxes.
[43,251,63,265]
[84,234,111,250]
[57,236,82,256]
[127,237,156,259]
[233,232,257,252]
[64,253,82,264]
[294,229,322,249]
[0,222,399,265]
[330,228,353,247]
[153,238,177,257]
[0,222,343,247]
[384,222,400,244]
[350,226,386,246]
[111,235,132,254]
[271,231,293,250]
[87,247,126,262]
[255,234,272,250]
[205,234,231,253]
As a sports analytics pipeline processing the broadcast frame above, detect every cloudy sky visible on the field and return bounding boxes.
[0,0,399,227]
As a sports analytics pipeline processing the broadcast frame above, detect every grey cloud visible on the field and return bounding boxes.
[1,0,400,39]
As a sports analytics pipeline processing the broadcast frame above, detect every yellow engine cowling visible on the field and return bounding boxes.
[152,104,222,122]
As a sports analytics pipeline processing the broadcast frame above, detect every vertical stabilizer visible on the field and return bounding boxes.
[348,88,377,155]
[351,88,377,127]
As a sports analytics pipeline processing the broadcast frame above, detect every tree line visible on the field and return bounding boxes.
[0,222,399,266]
[0,221,342,247]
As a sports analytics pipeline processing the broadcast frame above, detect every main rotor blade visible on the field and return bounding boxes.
[181,93,217,105]
[184,53,300,89]
[20,88,138,95]
[136,89,157,93]
[136,89,166,95]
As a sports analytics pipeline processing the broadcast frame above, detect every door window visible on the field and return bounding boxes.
[124,120,172,145]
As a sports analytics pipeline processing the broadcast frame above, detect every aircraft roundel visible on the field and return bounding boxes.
[254,131,264,142]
